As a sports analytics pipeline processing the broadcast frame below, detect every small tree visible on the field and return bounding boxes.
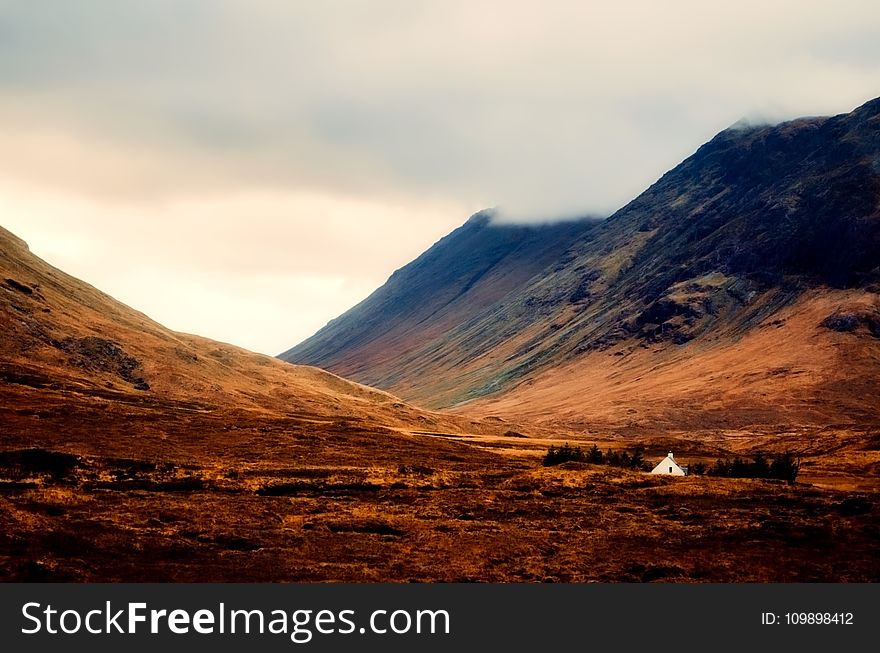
[629,448,645,471]
[543,443,587,466]
[770,453,800,484]
[750,453,770,479]
[730,457,749,477]
[709,459,729,476]
[707,452,800,483]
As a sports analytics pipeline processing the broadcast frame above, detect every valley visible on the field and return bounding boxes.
[2,97,879,583]
[2,389,877,582]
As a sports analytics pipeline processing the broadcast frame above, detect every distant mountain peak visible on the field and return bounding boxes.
[280,98,880,424]
[465,209,495,226]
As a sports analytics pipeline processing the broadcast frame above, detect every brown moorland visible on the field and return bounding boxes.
[1,225,877,582]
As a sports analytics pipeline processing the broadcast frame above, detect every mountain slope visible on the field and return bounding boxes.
[0,225,475,437]
[281,214,600,391]
[282,97,880,430]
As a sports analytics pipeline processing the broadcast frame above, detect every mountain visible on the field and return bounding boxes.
[282,97,880,433]
[0,224,492,446]
[281,214,600,395]
[1,146,877,583]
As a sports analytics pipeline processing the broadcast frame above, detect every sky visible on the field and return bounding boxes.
[1,0,879,355]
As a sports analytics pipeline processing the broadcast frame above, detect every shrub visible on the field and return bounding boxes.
[629,448,647,471]
[769,453,801,483]
[709,452,800,483]
[0,449,79,480]
[543,444,648,470]
[543,444,587,466]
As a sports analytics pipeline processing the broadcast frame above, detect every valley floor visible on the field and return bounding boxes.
[1,386,877,583]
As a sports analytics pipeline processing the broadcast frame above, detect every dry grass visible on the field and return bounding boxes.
[463,290,880,455]
[1,225,878,582]
[1,387,877,583]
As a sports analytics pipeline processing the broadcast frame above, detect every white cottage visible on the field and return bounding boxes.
[651,452,686,476]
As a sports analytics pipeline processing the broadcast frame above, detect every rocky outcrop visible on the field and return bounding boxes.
[53,336,150,390]
[822,310,880,338]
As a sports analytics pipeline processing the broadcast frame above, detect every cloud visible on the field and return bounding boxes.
[0,0,879,351]
[0,180,467,354]
[2,1,879,215]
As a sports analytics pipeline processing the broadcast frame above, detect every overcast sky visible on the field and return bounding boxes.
[1,1,879,354]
